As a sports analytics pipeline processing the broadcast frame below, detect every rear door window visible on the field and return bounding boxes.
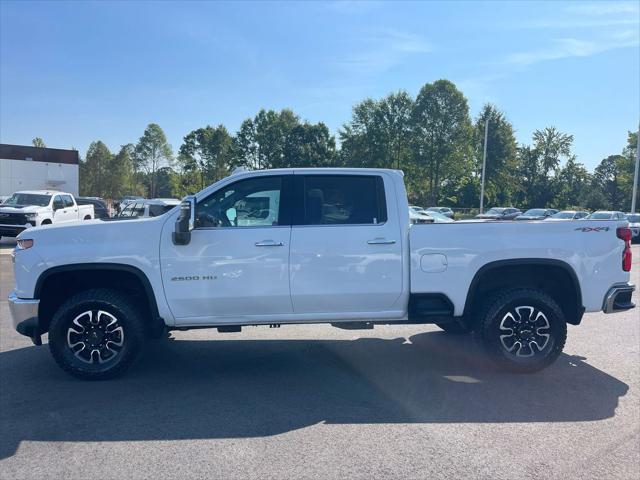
[300,175,386,225]
[62,195,75,207]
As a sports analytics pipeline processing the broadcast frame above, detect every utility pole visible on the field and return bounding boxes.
[479,117,489,214]
[632,121,639,213]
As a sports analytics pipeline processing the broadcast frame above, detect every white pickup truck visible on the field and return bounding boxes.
[8,168,635,379]
[0,190,94,240]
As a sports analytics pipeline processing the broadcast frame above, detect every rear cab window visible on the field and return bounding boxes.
[62,195,75,207]
[298,174,387,226]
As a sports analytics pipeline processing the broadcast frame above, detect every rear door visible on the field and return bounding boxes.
[289,173,403,315]
[61,195,78,221]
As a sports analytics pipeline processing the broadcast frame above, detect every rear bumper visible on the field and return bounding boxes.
[602,283,636,314]
[8,291,41,344]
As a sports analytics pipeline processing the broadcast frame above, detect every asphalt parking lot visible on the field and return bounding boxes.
[0,238,638,480]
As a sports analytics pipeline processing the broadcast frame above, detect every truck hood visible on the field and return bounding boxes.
[16,215,167,249]
[0,205,47,214]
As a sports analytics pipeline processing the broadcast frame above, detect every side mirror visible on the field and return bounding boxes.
[172,196,195,245]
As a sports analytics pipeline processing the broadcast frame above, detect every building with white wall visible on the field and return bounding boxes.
[0,144,79,199]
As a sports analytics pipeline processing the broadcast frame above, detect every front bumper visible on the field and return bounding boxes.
[8,291,41,344]
[603,283,636,314]
[0,224,29,237]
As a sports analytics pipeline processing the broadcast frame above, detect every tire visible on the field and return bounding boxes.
[436,321,472,335]
[477,288,567,373]
[48,288,145,380]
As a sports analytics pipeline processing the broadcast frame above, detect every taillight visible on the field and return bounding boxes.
[617,227,632,271]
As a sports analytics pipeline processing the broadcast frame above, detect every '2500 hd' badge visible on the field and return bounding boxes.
[171,275,216,281]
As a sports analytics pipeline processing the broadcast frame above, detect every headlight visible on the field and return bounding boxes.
[16,239,34,250]
[25,213,38,220]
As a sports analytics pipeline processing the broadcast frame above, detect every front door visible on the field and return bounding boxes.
[161,174,293,323]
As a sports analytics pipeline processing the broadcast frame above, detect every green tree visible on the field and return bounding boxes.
[340,91,414,171]
[179,125,234,190]
[555,156,590,208]
[533,127,574,175]
[473,104,518,207]
[134,123,173,197]
[80,141,112,198]
[621,130,639,210]
[32,137,46,148]
[411,80,472,204]
[283,121,337,168]
[592,155,627,210]
[234,109,299,169]
[515,127,575,208]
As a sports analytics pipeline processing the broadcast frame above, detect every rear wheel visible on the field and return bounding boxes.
[436,321,472,335]
[48,288,145,380]
[477,288,566,373]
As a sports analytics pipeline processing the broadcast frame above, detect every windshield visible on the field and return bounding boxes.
[523,209,546,216]
[551,211,575,219]
[485,208,504,215]
[3,193,51,207]
[626,214,640,223]
[587,212,613,219]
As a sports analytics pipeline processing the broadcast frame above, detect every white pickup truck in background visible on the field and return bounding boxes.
[0,190,94,240]
[8,168,635,379]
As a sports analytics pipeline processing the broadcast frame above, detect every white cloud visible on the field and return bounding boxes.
[505,32,639,66]
[334,29,433,73]
[565,2,639,16]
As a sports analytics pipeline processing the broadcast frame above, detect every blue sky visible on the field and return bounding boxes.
[1,1,638,170]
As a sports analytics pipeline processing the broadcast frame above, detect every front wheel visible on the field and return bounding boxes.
[48,289,145,380]
[477,288,567,373]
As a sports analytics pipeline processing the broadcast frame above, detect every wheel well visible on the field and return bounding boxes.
[36,266,163,337]
[464,261,583,327]
[41,219,52,225]
[83,215,91,220]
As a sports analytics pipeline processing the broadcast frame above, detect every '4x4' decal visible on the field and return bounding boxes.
[575,226,610,232]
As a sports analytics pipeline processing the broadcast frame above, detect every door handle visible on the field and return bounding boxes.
[255,240,285,247]
[367,238,396,245]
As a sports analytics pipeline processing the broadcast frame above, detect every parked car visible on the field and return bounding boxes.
[584,211,627,220]
[0,190,94,240]
[409,208,433,224]
[76,196,110,219]
[475,207,522,220]
[546,210,590,221]
[409,208,454,224]
[114,195,145,214]
[425,206,455,219]
[420,210,454,223]
[515,208,559,221]
[9,168,635,379]
[626,213,640,243]
[117,198,180,218]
